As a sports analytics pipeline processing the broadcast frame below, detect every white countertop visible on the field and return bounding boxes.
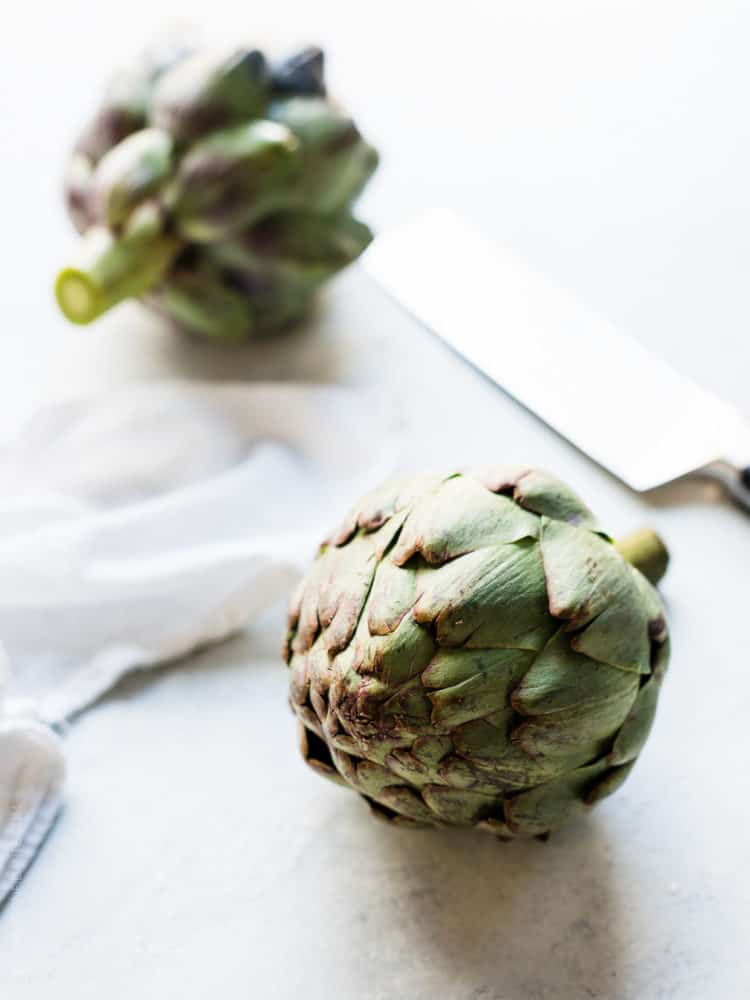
[2,3,750,998]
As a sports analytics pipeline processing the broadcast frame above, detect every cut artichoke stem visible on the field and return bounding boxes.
[55,208,180,324]
[614,528,669,585]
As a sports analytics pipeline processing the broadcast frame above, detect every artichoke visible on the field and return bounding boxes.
[55,43,378,340]
[284,466,670,838]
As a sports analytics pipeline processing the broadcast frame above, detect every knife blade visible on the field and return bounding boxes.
[363,209,750,511]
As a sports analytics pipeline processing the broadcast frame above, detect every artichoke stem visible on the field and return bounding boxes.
[55,220,181,325]
[615,528,669,585]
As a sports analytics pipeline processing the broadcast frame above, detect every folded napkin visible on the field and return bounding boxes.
[0,381,396,903]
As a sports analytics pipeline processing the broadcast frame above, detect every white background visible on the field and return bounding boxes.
[2,3,750,998]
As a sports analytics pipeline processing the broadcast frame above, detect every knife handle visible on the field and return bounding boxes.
[702,462,750,513]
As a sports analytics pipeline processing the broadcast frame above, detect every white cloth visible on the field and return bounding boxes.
[0,694,65,904]
[0,380,396,902]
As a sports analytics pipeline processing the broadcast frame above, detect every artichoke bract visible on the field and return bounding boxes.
[284,467,670,838]
[56,43,378,340]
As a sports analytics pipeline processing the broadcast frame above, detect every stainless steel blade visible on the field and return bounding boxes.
[363,209,750,493]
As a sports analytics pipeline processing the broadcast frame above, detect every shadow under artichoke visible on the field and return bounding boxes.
[360,811,625,1000]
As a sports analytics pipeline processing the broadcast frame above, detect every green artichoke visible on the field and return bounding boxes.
[284,466,670,838]
[56,43,378,340]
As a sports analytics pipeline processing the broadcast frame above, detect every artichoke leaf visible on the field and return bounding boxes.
[379,675,433,727]
[151,48,270,142]
[608,672,664,766]
[512,629,639,717]
[318,532,381,655]
[422,785,501,826]
[384,748,434,788]
[367,556,418,636]
[586,761,637,804]
[329,474,442,546]
[512,686,637,760]
[147,264,254,340]
[411,734,453,767]
[353,611,435,686]
[541,517,654,673]
[452,718,602,789]
[425,648,534,729]
[171,120,300,242]
[504,759,611,836]
[92,127,174,227]
[474,466,600,530]
[391,472,540,566]
[372,785,437,825]
[414,539,554,650]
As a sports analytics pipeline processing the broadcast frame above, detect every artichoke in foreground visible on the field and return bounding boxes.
[284,467,670,838]
[56,42,378,340]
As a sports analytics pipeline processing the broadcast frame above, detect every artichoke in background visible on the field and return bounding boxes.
[56,43,378,341]
[284,467,670,838]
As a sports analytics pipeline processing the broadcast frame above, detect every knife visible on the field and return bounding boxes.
[363,209,750,512]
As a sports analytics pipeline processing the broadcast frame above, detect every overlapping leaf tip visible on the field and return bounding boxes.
[285,467,670,838]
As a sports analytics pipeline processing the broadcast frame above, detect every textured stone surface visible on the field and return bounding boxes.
[2,3,750,998]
